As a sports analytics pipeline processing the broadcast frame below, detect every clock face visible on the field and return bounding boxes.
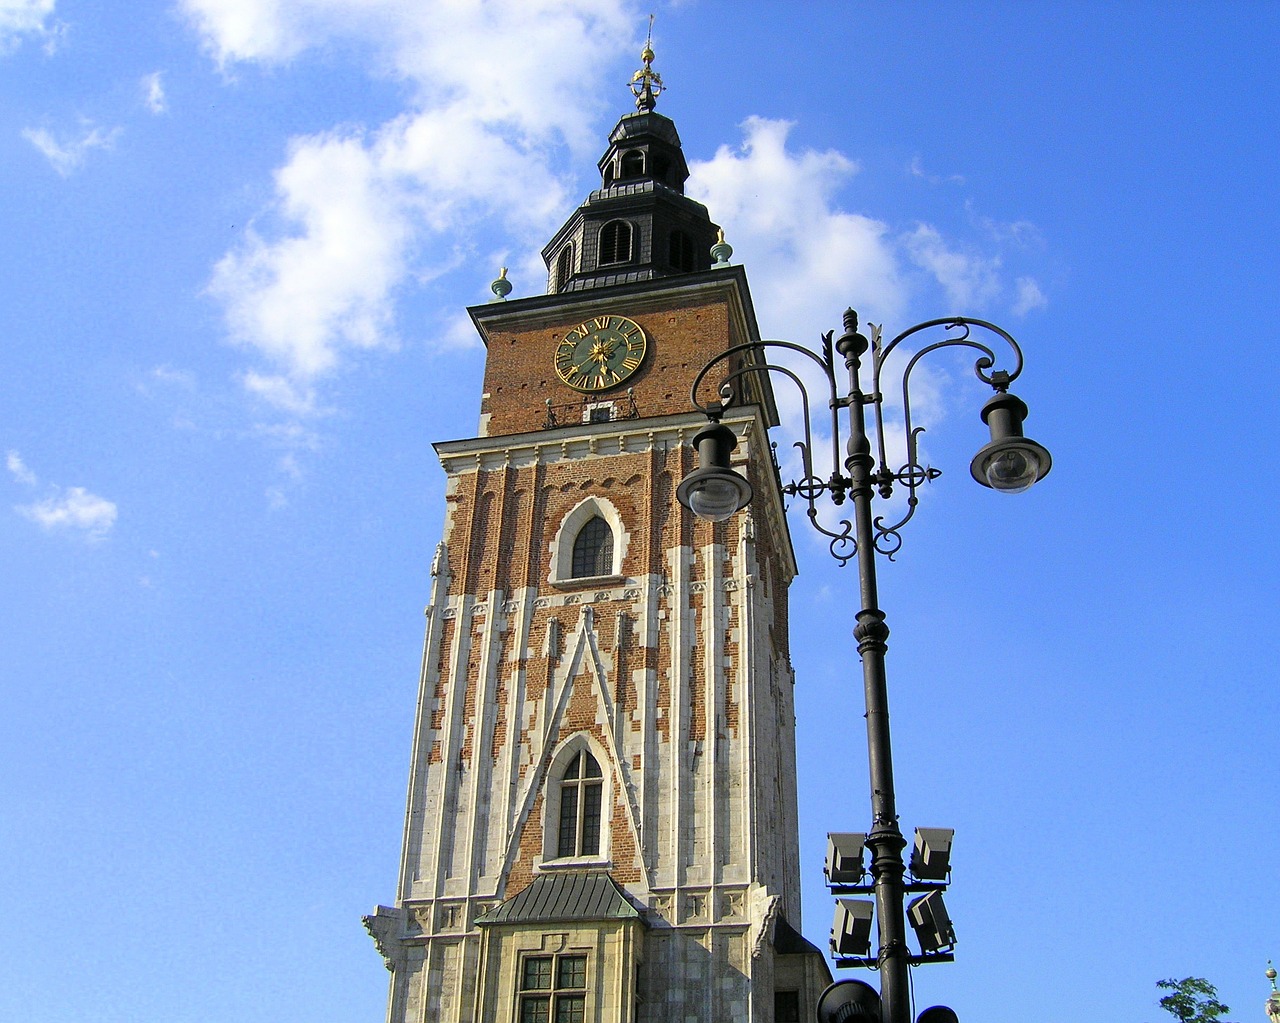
[554,314,648,393]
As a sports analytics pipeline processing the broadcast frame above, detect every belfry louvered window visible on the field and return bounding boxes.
[598,220,632,265]
[554,244,574,293]
[570,516,613,578]
[557,750,603,857]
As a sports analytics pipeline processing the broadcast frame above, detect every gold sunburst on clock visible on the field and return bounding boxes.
[553,314,648,393]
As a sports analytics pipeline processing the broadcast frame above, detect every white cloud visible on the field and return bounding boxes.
[966,200,1043,248]
[193,0,635,415]
[909,155,965,186]
[18,486,118,539]
[149,365,196,389]
[9,450,118,539]
[689,117,905,341]
[7,449,37,486]
[902,223,1002,311]
[0,0,54,52]
[23,120,120,177]
[1013,276,1047,315]
[241,369,318,415]
[142,71,167,113]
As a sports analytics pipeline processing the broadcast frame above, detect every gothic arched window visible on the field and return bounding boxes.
[599,220,632,266]
[554,244,574,293]
[668,229,695,273]
[571,516,613,579]
[557,750,603,857]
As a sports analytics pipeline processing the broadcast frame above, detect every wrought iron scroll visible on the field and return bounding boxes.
[687,315,1026,565]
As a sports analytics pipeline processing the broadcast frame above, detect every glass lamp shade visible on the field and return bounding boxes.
[676,466,753,522]
[970,437,1051,493]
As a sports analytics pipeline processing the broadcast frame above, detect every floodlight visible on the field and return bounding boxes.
[907,890,955,953]
[825,832,867,885]
[909,827,954,881]
[830,898,874,958]
[816,979,881,1023]
[916,1006,960,1023]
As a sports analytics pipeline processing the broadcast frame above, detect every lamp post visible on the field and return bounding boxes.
[677,308,1050,1023]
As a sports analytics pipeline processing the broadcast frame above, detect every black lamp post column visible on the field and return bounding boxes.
[677,301,1051,1023]
[837,312,911,1023]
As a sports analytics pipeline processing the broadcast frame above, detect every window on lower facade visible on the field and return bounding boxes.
[520,953,588,1023]
[557,750,603,857]
[775,990,801,1022]
[570,516,614,578]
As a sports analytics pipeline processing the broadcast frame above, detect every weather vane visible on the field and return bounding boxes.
[629,14,664,111]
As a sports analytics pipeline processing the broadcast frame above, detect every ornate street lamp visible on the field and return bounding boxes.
[678,307,1050,1023]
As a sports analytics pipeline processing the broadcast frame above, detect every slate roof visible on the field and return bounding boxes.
[774,915,825,957]
[475,871,644,926]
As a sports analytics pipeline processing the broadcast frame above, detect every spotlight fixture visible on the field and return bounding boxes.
[907,890,956,953]
[916,1007,960,1023]
[830,898,874,958]
[816,979,881,1023]
[909,827,954,882]
[825,832,868,886]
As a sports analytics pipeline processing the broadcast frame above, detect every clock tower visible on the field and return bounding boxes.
[366,43,831,1023]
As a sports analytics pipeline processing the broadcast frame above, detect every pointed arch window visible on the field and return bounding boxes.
[599,220,633,266]
[557,751,603,857]
[570,516,613,579]
[554,244,574,293]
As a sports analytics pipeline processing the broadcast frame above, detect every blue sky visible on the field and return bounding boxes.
[3,2,1278,1021]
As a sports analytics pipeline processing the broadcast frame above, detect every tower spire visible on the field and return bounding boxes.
[629,15,663,111]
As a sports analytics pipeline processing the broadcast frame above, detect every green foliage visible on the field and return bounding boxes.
[1155,978,1234,1023]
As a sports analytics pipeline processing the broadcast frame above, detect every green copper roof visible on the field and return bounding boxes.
[475,870,644,926]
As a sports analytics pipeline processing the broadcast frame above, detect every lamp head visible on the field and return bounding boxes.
[677,419,753,521]
[816,979,881,1023]
[970,390,1051,493]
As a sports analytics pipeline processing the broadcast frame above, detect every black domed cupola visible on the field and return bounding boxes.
[541,36,721,294]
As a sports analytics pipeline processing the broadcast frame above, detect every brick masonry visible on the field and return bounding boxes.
[366,270,829,1021]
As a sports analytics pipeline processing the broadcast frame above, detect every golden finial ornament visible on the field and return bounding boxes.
[710,227,733,266]
[629,15,664,111]
[1267,961,1280,1023]
[490,266,512,301]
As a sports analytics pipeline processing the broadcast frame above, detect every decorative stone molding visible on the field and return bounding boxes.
[721,891,745,919]
[750,892,781,960]
[362,906,406,972]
